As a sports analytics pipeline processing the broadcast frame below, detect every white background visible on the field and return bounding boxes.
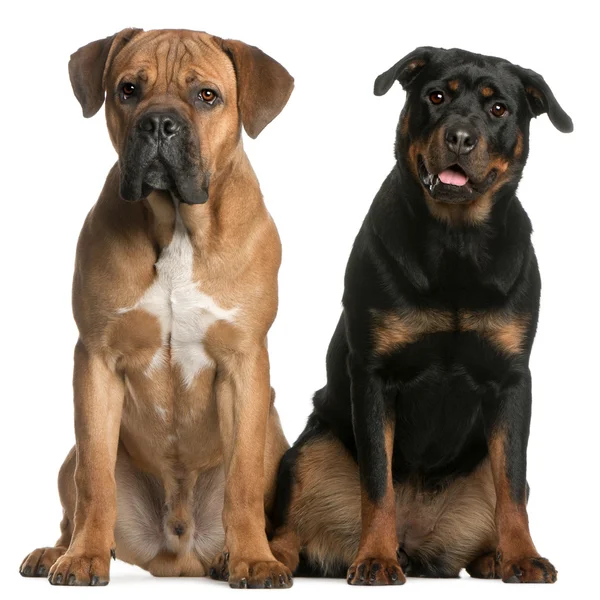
[1,0,597,598]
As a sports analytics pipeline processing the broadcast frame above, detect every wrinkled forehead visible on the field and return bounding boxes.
[423,52,522,97]
[109,30,236,91]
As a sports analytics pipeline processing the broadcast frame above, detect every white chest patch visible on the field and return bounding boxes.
[120,201,238,387]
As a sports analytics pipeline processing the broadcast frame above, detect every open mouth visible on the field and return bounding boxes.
[418,157,473,199]
[438,165,469,187]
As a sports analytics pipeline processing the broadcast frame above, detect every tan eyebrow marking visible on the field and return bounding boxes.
[482,86,495,98]
[448,79,459,91]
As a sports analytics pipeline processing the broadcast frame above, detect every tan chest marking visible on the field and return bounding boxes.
[119,201,238,387]
[373,309,454,354]
[459,311,530,355]
[373,309,529,356]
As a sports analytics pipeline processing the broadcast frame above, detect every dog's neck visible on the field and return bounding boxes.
[392,160,526,236]
[140,145,265,253]
[371,163,532,299]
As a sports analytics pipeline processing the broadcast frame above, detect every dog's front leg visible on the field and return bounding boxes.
[346,355,405,586]
[48,341,124,586]
[484,370,557,583]
[212,344,292,589]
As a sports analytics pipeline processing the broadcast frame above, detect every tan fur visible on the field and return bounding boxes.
[482,86,495,98]
[514,131,524,159]
[21,29,292,587]
[372,308,454,353]
[448,79,459,92]
[460,311,530,355]
[348,421,405,585]
[271,435,497,577]
[487,429,555,582]
[373,308,529,356]
[490,431,539,570]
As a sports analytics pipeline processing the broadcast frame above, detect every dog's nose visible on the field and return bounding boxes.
[445,127,478,155]
[138,112,182,140]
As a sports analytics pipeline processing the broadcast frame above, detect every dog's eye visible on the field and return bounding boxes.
[429,91,445,105]
[121,82,137,99]
[491,103,507,117]
[198,89,218,105]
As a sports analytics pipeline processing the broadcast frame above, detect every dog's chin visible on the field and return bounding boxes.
[417,156,496,204]
[143,162,175,191]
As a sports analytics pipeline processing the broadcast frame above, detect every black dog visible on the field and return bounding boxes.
[269,47,572,585]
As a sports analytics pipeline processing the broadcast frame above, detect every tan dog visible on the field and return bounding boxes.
[19,28,294,589]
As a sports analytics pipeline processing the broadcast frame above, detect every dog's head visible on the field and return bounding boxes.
[69,28,294,204]
[375,47,572,223]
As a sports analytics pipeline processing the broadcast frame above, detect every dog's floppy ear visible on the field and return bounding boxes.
[374,47,435,96]
[69,28,143,118]
[221,39,294,139]
[512,66,573,133]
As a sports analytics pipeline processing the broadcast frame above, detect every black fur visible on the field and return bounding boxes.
[272,47,571,577]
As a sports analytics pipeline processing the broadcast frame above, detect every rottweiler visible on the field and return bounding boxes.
[269,47,572,585]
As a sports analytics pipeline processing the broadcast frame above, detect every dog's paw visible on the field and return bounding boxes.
[209,551,230,582]
[20,546,66,578]
[347,557,406,586]
[210,552,292,588]
[48,552,111,586]
[466,551,500,579]
[501,556,557,583]
[269,537,300,574]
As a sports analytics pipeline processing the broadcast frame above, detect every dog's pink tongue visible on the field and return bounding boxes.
[438,169,468,186]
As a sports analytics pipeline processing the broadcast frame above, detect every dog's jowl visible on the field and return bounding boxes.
[19,29,293,588]
[270,47,571,584]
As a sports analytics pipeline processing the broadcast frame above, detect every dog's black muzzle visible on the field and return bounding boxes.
[119,110,208,205]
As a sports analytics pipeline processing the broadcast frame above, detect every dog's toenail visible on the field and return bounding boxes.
[239,578,247,589]
[91,575,99,586]
[264,577,272,588]
[37,565,46,576]
[56,574,63,584]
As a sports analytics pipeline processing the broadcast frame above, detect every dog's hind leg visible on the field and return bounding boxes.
[269,430,363,578]
[19,447,76,577]
[268,442,303,573]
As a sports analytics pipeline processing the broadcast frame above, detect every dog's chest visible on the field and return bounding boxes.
[122,205,237,387]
